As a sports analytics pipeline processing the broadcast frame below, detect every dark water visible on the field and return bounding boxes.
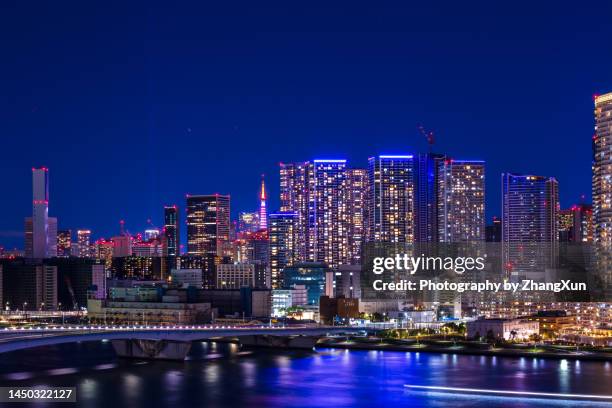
[1,341,611,407]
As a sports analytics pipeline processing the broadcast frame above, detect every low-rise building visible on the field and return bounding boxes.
[271,285,308,317]
[319,296,359,324]
[467,318,539,340]
[87,298,212,325]
[171,269,203,288]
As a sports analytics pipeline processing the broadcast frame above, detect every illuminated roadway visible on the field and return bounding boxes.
[0,325,357,354]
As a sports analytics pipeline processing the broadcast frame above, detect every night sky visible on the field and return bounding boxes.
[2,2,611,249]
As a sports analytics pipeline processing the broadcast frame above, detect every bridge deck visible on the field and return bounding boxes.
[0,326,358,354]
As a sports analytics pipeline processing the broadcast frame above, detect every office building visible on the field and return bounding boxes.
[178,254,217,289]
[282,262,328,305]
[132,239,163,257]
[485,217,502,242]
[438,159,485,242]
[57,230,71,257]
[77,230,92,257]
[110,256,163,280]
[467,318,539,341]
[268,212,298,288]
[163,205,180,256]
[559,208,574,242]
[319,296,360,324]
[271,284,309,317]
[335,264,361,299]
[238,212,260,234]
[0,259,57,310]
[216,263,255,289]
[186,194,230,257]
[47,258,106,309]
[170,269,203,288]
[112,235,132,257]
[95,239,114,268]
[367,155,414,243]
[572,204,594,243]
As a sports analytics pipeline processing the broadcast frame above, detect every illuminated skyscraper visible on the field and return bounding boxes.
[560,204,594,243]
[259,175,268,230]
[558,208,574,242]
[279,160,360,269]
[238,212,260,234]
[367,155,414,243]
[438,160,485,242]
[77,230,92,257]
[413,153,446,242]
[269,212,298,288]
[57,230,72,257]
[485,217,502,242]
[163,205,180,256]
[311,160,350,268]
[502,173,559,275]
[186,194,230,257]
[572,204,594,243]
[144,229,160,241]
[280,161,312,261]
[593,92,612,244]
[345,168,367,264]
[25,167,56,258]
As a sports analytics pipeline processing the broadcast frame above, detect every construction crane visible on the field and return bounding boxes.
[418,124,435,153]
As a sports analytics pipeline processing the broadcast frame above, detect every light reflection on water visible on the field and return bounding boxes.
[0,341,611,408]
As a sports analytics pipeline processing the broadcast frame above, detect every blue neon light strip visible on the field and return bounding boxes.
[313,159,347,163]
[379,155,413,159]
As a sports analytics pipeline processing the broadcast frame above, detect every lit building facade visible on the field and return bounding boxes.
[593,92,612,244]
[345,168,367,264]
[280,161,312,261]
[186,194,230,257]
[163,205,180,256]
[311,160,350,269]
[269,212,298,288]
[413,153,446,242]
[259,176,268,230]
[77,230,92,257]
[57,230,71,257]
[279,160,360,269]
[485,217,502,242]
[367,155,414,243]
[572,204,594,243]
[438,160,485,242]
[558,204,593,243]
[502,173,559,275]
[282,262,328,305]
[216,263,255,289]
[558,208,574,242]
[238,212,260,234]
[25,167,57,258]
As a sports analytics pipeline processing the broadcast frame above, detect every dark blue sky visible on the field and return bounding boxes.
[2,1,611,249]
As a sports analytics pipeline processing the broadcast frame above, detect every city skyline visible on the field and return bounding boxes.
[0,144,601,251]
[1,5,611,407]
[2,3,611,250]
